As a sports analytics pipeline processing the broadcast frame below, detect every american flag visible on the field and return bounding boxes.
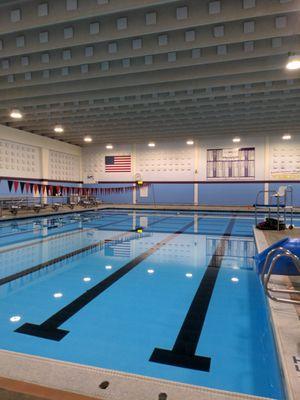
[105,155,131,172]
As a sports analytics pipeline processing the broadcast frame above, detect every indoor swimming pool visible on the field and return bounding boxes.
[0,210,286,399]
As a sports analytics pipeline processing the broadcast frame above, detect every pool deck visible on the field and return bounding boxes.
[0,350,277,400]
[253,227,300,400]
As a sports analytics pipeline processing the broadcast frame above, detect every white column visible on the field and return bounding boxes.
[194,140,200,205]
[264,136,270,205]
[132,143,136,205]
[41,147,49,202]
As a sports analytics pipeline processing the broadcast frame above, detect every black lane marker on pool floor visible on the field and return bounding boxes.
[149,217,236,373]
[15,217,195,341]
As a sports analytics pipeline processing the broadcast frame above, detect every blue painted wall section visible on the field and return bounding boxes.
[0,179,299,207]
[269,182,300,207]
[198,183,264,206]
[136,183,194,205]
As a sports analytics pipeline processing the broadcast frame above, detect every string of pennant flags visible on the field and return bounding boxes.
[6,180,149,196]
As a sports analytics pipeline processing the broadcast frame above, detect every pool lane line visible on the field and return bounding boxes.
[81,224,251,238]
[0,215,133,252]
[0,227,145,288]
[1,215,175,287]
[15,218,196,341]
[0,227,98,255]
[0,214,132,242]
[149,217,236,373]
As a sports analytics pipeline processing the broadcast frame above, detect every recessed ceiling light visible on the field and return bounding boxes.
[84,136,93,143]
[148,142,155,147]
[231,277,239,283]
[53,292,63,298]
[232,137,241,143]
[54,125,64,133]
[286,54,300,70]
[147,269,155,274]
[10,109,23,119]
[105,265,112,270]
[83,277,91,282]
[10,315,21,322]
[282,134,291,140]
[186,140,194,145]
[185,273,193,278]
[106,144,113,149]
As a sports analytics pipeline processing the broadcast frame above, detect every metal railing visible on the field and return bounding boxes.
[254,186,294,230]
[261,247,300,305]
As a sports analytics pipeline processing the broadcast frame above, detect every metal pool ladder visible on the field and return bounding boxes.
[261,247,300,305]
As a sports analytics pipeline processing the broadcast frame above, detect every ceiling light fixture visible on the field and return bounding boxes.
[10,109,23,119]
[232,137,241,143]
[186,140,194,145]
[148,142,155,147]
[54,125,64,133]
[282,134,291,140]
[106,144,113,149]
[286,53,300,70]
[84,136,93,143]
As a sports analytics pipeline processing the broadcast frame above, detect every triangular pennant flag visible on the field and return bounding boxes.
[30,183,34,194]
[20,181,25,193]
[25,182,30,193]
[13,180,19,192]
[37,184,42,194]
[7,180,13,192]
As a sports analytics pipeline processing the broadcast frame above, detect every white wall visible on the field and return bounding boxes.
[0,124,299,184]
[83,143,132,182]
[82,135,300,183]
[82,141,197,182]
[0,124,82,181]
[268,136,300,181]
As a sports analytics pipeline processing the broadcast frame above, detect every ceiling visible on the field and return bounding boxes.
[0,0,299,146]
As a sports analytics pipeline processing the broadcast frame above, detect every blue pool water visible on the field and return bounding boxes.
[0,210,285,399]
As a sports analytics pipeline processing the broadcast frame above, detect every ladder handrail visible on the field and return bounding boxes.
[260,246,291,283]
[261,247,300,305]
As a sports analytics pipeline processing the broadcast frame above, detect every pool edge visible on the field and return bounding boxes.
[0,349,274,400]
